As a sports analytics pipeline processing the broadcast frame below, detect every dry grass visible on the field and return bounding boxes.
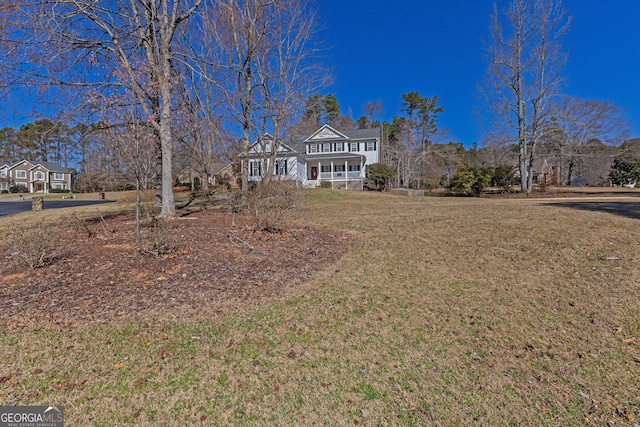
[1,189,639,425]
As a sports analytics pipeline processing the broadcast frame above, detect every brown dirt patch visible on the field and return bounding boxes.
[0,208,347,330]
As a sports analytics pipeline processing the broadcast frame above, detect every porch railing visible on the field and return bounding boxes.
[319,171,363,180]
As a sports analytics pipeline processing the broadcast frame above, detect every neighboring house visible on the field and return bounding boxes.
[536,159,561,186]
[176,166,204,187]
[211,162,238,188]
[176,163,238,188]
[5,160,73,193]
[240,125,381,190]
[0,163,9,192]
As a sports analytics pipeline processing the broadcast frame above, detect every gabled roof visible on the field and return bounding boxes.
[305,125,381,142]
[212,162,235,175]
[30,161,69,173]
[245,134,300,157]
[304,125,349,142]
[9,159,34,169]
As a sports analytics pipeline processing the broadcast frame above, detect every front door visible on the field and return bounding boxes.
[311,166,318,180]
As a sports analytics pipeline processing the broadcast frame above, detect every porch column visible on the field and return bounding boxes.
[330,161,334,189]
[345,160,348,188]
[317,161,321,181]
[360,158,364,178]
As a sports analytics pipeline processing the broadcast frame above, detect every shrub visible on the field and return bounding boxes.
[139,220,176,257]
[49,188,70,193]
[492,164,517,192]
[366,163,395,190]
[449,163,492,196]
[9,185,29,193]
[609,157,640,186]
[10,222,54,268]
[244,180,303,232]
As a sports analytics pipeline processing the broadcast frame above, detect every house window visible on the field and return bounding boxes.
[365,141,376,151]
[309,144,318,154]
[250,161,262,177]
[0,182,7,190]
[334,142,344,152]
[275,160,288,175]
[52,183,64,189]
[322,143,332,153]
[348,164,361,171]
[349,142,358,152]
[16,181,27,187]
[16,170,26,179]
[321,165,331,173]
[0,170,6,178]
[334,165,345,172]
[54,173,64,180]
[34,171,44,181]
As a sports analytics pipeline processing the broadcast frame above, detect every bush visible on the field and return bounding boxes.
[49,188,70,193]
[244,180,303,232]
[366,163,395,190]
[492,164,517,192]
[609,157,640,186]
[10,222,54,268]
[139,219,176,257]
[9,185,29,193]
[448,163,492,196]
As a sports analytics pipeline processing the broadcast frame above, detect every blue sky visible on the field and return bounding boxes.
[316,0,640,146]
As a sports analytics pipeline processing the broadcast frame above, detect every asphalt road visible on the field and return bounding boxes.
[0,199,114,217]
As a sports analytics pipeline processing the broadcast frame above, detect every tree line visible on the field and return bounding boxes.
[0,0,636,208]
[0,0,328,218]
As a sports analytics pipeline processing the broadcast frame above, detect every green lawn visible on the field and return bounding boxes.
[1,189,638,425]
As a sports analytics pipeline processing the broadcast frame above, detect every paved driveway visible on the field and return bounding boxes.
[0,198,114,217]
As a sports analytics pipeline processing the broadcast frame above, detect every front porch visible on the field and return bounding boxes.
[305,154,366,190]
[30,180,48,193]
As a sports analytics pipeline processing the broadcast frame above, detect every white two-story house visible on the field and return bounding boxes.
[243,134,307,184]
[303,125,380,190]
[240,125,381,190]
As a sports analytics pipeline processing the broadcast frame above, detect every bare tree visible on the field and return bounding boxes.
[204,0,329,192]
[0,0,203,218]
[483,0,570,192]
[363,100,384,126]
[543,96,630,185]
